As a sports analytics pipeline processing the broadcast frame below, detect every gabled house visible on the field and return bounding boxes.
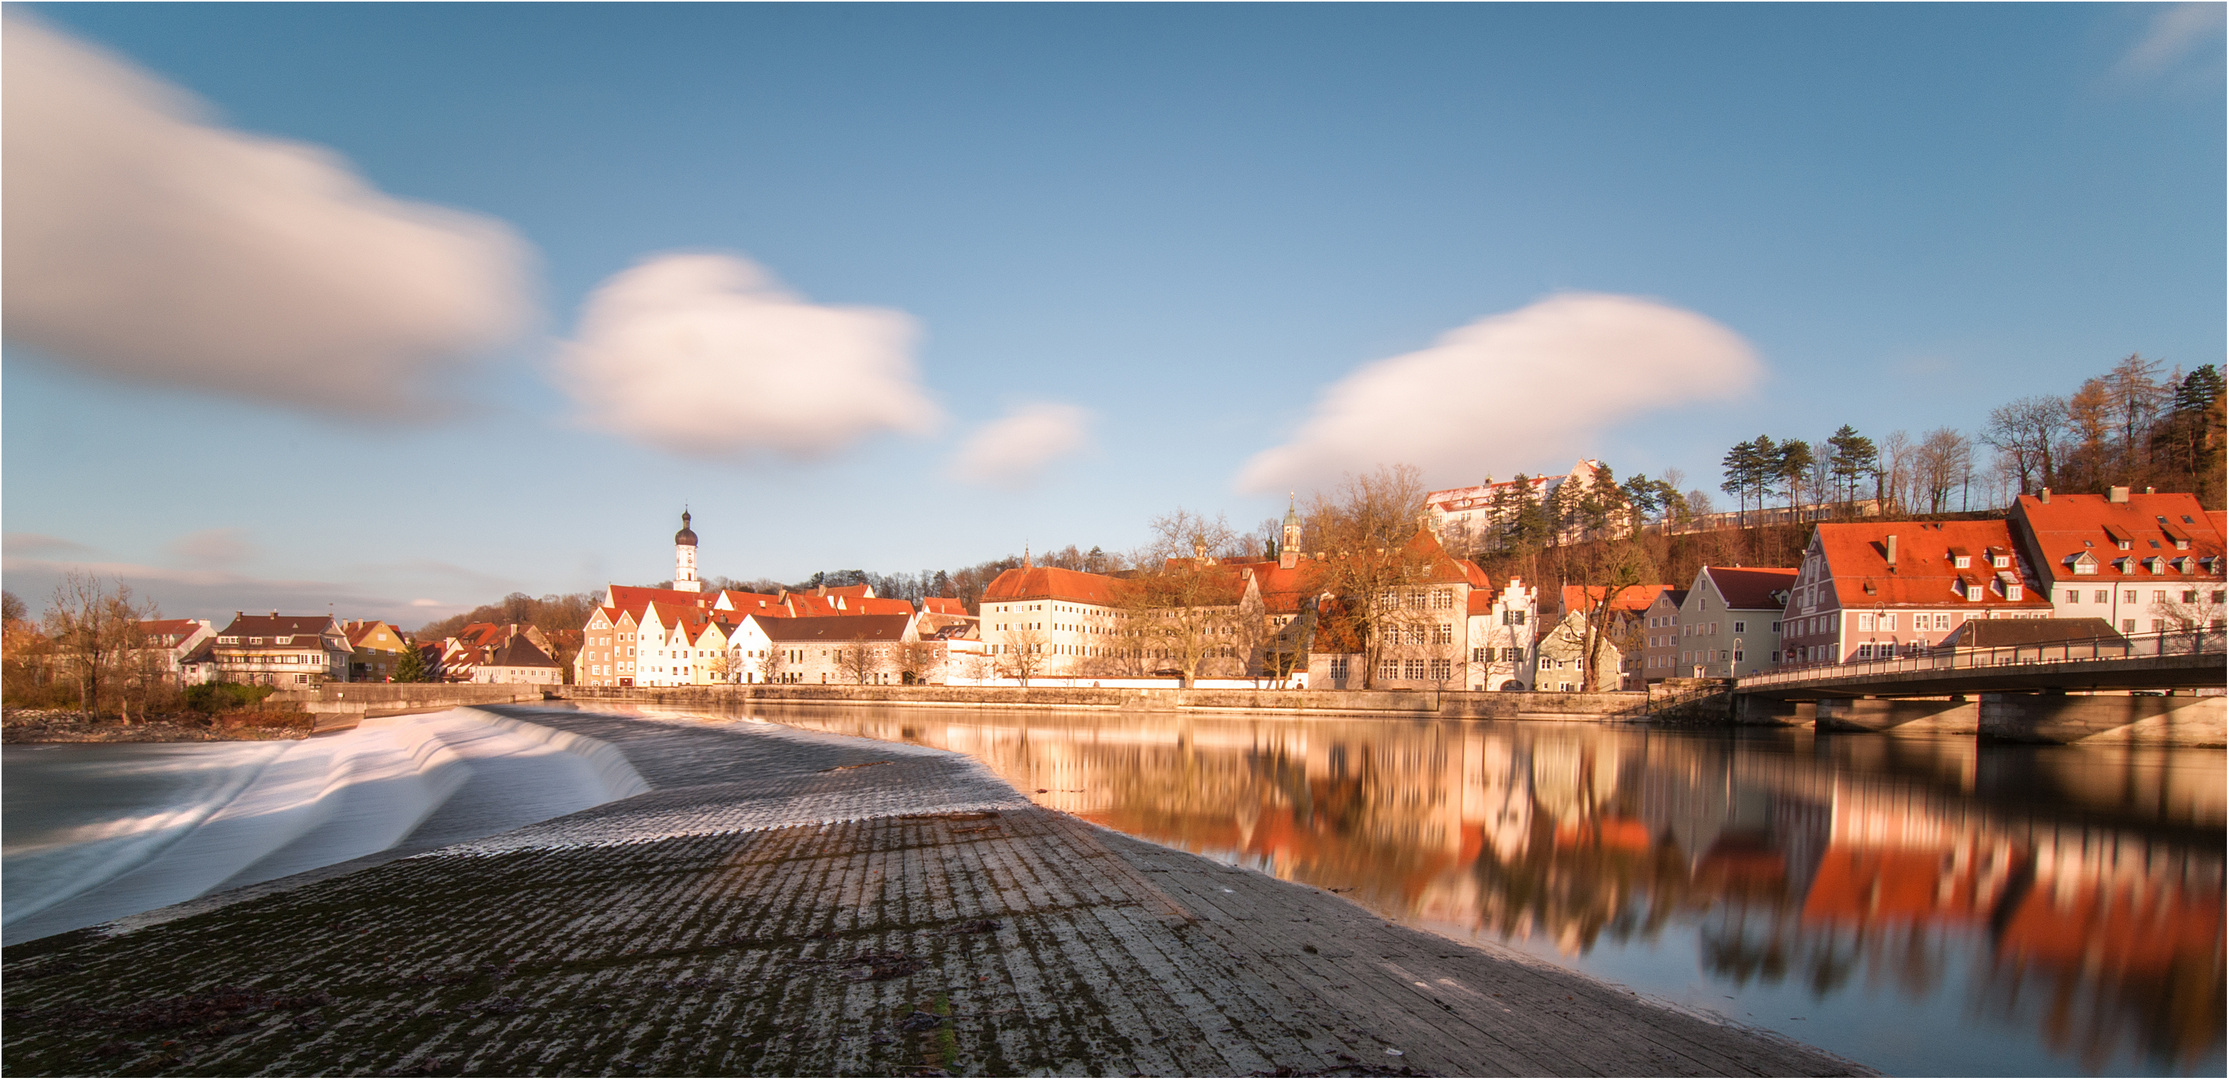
[1465,578,1538,690]
[978,564,1125,678]
[341,620,409,682]
[1638,589,1690,684]
[1556,584,1673,690]
[136,618,215,684]
[1780,521,2052,667]
[209,612,352,687]
[2006,488,2226,636]
[1668,567,1797,679]
[476,633,563,684]
[753,613,917,684]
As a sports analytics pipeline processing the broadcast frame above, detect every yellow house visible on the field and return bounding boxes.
[342,620,409,683]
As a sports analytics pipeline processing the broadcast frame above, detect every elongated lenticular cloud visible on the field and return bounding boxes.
[950,403,1093,488]
[558,253,940,458]
[1,13,532,416]
[1237,293,1761,492]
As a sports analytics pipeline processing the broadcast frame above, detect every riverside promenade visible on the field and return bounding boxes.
[2,706,1864,1077]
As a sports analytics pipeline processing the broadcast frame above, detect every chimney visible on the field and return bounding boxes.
[2109,486,2130,503]
[2040,487,2051,503]
[1885,534,1898,569]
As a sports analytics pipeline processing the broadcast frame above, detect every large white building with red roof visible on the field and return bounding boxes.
[1425,459,1619,551]
[2006,488,2225,635]
[1780,520,2052,667]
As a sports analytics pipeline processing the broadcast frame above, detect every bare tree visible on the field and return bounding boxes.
[43,572,155,720]
[1118,509,1253,686]
[757,643,789,684]
[995,624,1049,685]
[1983,395,2070,495]
[894,639,940,685]
[836,635,886,685]
[1302,465,1432,689]
[1913,428,1973,513]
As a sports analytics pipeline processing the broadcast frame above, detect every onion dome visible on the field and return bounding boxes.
[675,510,698,546]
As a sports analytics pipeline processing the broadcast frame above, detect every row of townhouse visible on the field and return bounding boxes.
[154,611,563,688]
[576,514,986,686]
[1633,488,2226,681]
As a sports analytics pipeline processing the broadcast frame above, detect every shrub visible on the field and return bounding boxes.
[182,682,278,715]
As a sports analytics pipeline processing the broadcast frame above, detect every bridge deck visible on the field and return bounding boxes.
[1737,631,2225,699]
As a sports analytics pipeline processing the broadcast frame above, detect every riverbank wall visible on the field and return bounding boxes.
[271,683,553,720]
[556,682,1659,720]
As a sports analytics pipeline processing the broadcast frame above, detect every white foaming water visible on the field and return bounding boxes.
[1,709,646,944]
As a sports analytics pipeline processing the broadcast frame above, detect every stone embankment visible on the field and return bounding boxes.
[271,683,553,721]
[561,682,1667,721]
[0,705,1865,1077]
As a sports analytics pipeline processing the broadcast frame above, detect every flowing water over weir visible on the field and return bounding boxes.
[681,702,2227,1077]
[2,709,647,944]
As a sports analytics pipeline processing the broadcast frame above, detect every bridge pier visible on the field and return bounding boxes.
[1979,692,2226,747]
[1815,696,1978,735]
[1733,696,1813,726]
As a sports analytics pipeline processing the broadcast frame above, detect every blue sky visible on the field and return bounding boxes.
[4,3,2222,627]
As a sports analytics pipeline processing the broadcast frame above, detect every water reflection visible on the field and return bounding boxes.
[686,705,2224,1075]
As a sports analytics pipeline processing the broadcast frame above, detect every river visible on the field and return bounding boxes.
[671,703,2225,1078]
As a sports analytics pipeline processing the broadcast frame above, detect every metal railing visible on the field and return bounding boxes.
[1737,629,2227,690]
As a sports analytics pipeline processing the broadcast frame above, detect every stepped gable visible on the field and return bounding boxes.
[1813,520,2053,611]
[1698,567,1798,611]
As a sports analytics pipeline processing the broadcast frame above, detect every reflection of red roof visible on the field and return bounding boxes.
[1801,846,1998,926]
[1999,880,2222,977]
[1554,817,1652,853]
[1699,567,1798,611]
[1812,521,2054,611]
[982,566,1119,606]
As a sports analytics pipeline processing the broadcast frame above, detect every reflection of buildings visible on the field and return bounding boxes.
[755,704,2225,1072]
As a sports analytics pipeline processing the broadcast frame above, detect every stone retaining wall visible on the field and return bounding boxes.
[556,683,1651,720]
[272,683,555,716]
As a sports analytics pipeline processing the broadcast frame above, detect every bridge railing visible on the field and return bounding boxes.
[1738,628,2227,690]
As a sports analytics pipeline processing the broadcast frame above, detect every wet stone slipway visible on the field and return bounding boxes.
[2,707,1867,1077]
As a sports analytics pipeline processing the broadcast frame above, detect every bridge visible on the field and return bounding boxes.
[1731,630,2226,746]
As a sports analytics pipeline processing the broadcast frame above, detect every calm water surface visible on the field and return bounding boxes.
[687,704,2224,1078]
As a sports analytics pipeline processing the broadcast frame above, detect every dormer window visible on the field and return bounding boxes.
[2172,556,2194,573]
[1953,555,1972,569]
[1966,585,1983,602]
[2114,558,2135,574]
[2145,557,2165,574]
[249,637,263,645]
[2068,552,2098,575]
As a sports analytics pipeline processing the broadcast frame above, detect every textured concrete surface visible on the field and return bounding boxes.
[1,707,1867,1076]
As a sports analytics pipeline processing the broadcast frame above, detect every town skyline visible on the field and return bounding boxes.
[4,4,2223,625]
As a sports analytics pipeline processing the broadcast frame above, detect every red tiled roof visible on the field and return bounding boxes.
[138,618,204,637]
[1224,557,1327,615]
[1560,584,1671,616]
[1700,567,1798,611]
[922,597,966,616]
[755,612,912,643]
[1811,521,2053,610]
[217,613,340,639]
[824,584,875,599]
[2011,492,2224,583]
[850,597,916,616]
[605,585,716,617]
[981,566,1120,606]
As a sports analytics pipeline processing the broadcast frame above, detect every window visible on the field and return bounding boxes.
[1733,650,1744,662]
[2122,619,2136,633]
[1936,613,1953,630]
[1472,647,1486,664]
[1733,621,1746,633]
[2124,590,2138,604]
[1953,555,1971,568]
[1433,623,1453,644]
[2065,591,2079,604]
[1329,657,1349,681]
[2150,619,2164,632]
[1404,659,1426,679]
[1380,659,1400,680]
[1502,647,1524,663]
[1857,644,1874,659]
[1428,659,1451,681]
[1771,620,1781,632]
[1857,614,1874,631]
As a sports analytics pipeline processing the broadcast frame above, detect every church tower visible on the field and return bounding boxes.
[1280,495,1302,570]
[674,510,701,593]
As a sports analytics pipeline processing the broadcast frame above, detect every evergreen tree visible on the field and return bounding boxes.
[1825,425,1878,505]
[393,645,427,684]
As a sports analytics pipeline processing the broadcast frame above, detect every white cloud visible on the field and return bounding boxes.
[0,13,532,416]
[2112,3,2226,83]
[557,253,940,458]
[1236,292,1761,493]
[949,403,1094,488]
